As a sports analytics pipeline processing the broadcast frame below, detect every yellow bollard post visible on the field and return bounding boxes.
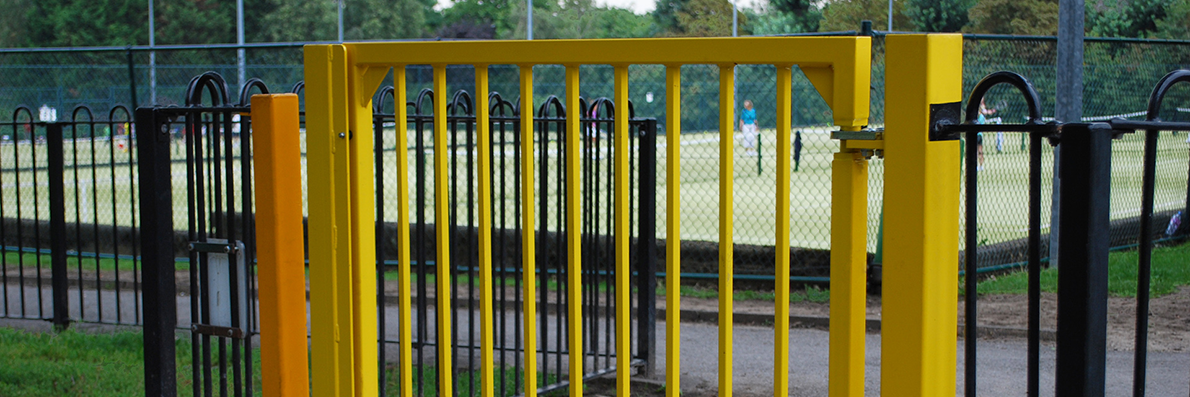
[251,93,310,397]
[881,34,962,397]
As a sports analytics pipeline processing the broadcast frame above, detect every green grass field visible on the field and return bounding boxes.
[1,128,1187,255]
[0,327,561,397]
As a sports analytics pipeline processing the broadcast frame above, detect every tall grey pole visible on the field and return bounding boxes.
[1052,0,1084,269]
[732,2,738,37]
[527,0,533,40]
[338,0,344,42]
[888,0,893,31]
[236,0,245,89]
[148,0,156,106]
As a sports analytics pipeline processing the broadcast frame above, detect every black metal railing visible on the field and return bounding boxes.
[943,69,1190,397]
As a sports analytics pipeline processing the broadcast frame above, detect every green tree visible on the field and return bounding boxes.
[247,0,337,42]
[1087,0,1174,38]
[25,0,145,46]
[441,0,518,38]
[0,0,32,47]
[965,0,1058,35]
[653,0,743,36]
[906,0,972,32]
[504,0,651,39]
[751,0,821,34]
[153,0,235,45]
[1154,0,1190,39]
[819,0,909,33]
[344,0,431,39]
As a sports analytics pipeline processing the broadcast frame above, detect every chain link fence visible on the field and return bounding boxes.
[2,35,1190,291]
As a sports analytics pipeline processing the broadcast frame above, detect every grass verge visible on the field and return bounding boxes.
[974,242,1190,297]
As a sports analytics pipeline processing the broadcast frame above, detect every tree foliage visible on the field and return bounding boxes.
[750,0,821,35]
[344,0,430,39]
[965,0,1059,35]
[1087,0,1175,38]
[653,0,742,37]
[819,0,910,33]
[25,0,146,46]
[905,0,972,32]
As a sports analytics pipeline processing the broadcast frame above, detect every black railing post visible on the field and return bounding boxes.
[127,49,138,110]
[636,119,658,376]
[47,122,69,331]
[136,107,177,397]
[1054,123,1112,397]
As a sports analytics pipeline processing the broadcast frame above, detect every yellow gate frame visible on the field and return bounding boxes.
[295,34,960,397]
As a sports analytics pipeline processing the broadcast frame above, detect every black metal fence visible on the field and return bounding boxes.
[949,69,1190,397]
[118,71,661,396]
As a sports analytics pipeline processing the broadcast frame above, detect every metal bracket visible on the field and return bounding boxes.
[188,241,236,254]
[192,323,245,339]
[833,128,884,159]
[928,101,962,141]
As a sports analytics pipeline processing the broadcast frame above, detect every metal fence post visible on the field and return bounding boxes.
[636,119,658,377]
[1054,123,1112,397]
[136,107,177,397]
[46,122,69,331]
[127,49,139,110]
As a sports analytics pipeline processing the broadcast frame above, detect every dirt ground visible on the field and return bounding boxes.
[667,286,1190,353]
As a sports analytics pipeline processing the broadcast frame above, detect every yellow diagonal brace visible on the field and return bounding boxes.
[613,65,632,397]
[882,34,962,397]
[432,64,454,397]
[564,64,584,397]
[519,65,539,397]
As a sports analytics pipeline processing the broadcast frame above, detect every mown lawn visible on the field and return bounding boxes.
[975,242,1190,297]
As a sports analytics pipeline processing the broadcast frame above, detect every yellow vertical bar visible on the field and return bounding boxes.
[347,62,378,397]
[664,64,682,397]
[518,65,539,397]
[613,65,631,397]
[773,65,791,397]
[251,93,310,397]
[392,66,414,397]
[828,150,867,397]
[882,34,962,397]
[432,64,454,397]
[717,63,734,397]
[474,64,496,397]
[564,64,584,397]
[304,44,355,397]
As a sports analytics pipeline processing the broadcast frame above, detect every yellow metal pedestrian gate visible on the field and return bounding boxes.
[250,34,963,397]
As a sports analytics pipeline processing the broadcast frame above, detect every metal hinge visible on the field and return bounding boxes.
[832,128,884,159]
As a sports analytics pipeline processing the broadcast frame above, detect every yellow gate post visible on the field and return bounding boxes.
[304,44,381,397]
[881,34,962,396]
[251,93,310,397]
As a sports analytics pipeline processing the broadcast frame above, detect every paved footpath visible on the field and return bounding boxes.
[5,283,1189,396]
